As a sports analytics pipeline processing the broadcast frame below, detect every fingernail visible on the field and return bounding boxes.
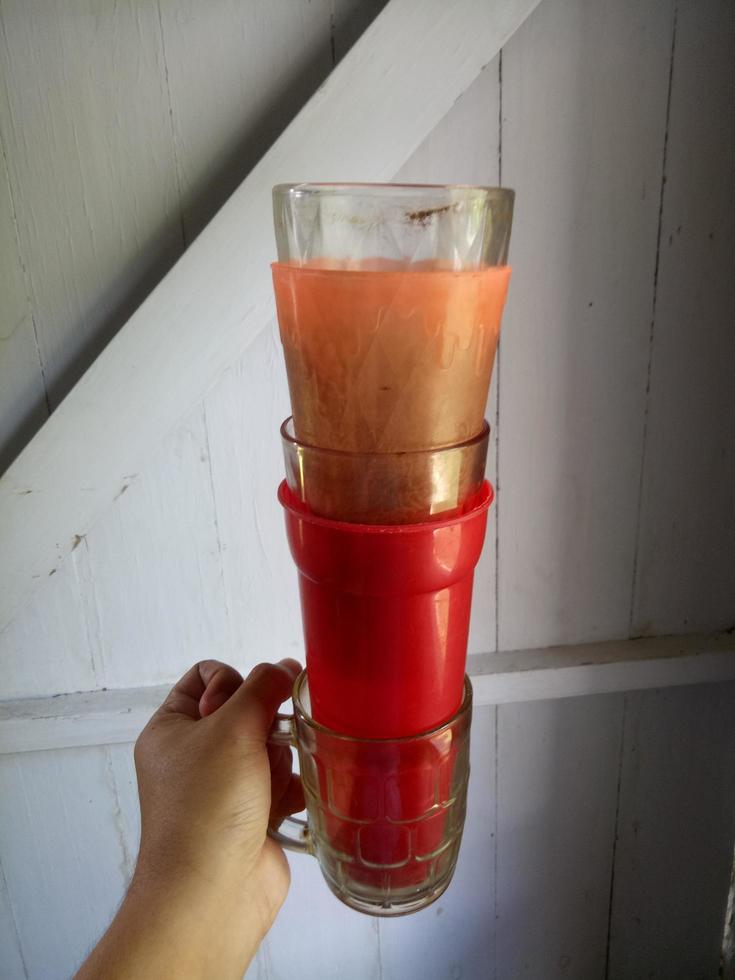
[278,658,302,677]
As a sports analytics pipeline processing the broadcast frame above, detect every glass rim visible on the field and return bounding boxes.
[291,670,473,744]
[280,416,490,460]
[274,182,515,200]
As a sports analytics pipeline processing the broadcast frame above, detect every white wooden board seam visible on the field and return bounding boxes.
[1,633,733,754]
[627,0,679,636]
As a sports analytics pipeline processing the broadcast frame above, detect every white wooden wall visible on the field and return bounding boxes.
[1,1,734,978]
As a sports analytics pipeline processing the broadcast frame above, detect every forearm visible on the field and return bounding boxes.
[75,868,265,980]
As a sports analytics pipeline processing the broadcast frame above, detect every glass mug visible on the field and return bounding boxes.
[268,672,473,917]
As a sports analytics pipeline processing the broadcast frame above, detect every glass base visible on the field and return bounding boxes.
[319,850,460,918]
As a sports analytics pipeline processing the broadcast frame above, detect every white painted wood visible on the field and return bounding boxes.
[330,0,390,65]
[81,408,229,689]
[0,551,96,701]
[158,0,330,244]
[105,743,140,884]
[3,634,733,756]
[0,0,543,633]
[471,632,735,707]
[0,0,183,410]
[396,62,502,656]
[0,747,129,979]
[260,850,382,978]
[377,705,496,979]
[202,327,303,673]
[495,693,624,979]
[608,682,735,979]
[0,861,26,980]
[0,132,46,475]
[632,0,735,636]
[498,0,675,649]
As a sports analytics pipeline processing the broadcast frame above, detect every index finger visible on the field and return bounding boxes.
[157,660,242,720]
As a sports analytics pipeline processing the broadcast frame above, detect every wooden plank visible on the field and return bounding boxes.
[495,693,624,979]
[0,747,129,979]
[631,0,735,637]
[331,0,390,65]
[0,128,46,476]
[0,552,97,701]
[0,0,183,410]
[0,861,26,980]
[202,328,304,675]
[395,63,502,656]
[0,0,543,633]
[607,682,735,979]
[0,685,166,756]
[81,409,229,689]
[471,632,735,707]
[497,0,675,649]
[262,856,381,978]
[2,634,733,756]
[377,705,496,979]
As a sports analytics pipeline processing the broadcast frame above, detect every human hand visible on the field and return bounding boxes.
[133,658,304,931]
[77,658,303,980]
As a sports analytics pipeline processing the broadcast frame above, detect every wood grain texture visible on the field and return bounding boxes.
[378,705,496,980]
[498,0,675,649]
[0,131,46,475]
[631,0,735,636]
[0,747,129,979]
[395,63,502,656]
[0,0,542,632]
[0,0,183,410]
[607,682,735,979]
[495,693,624,980]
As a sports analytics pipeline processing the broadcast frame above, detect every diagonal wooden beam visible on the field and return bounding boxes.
[0,0,542,630]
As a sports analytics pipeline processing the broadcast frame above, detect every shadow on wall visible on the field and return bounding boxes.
[0,0,388,476]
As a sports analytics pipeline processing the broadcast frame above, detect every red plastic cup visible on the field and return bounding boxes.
[279,480,493,738]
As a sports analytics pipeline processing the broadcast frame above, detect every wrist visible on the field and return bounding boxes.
[77,860,264,980]
[128,857,269,946]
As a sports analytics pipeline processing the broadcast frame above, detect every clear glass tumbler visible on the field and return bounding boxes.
[271,183,514,453]
[269,672,473,917]
[280,415,489,524]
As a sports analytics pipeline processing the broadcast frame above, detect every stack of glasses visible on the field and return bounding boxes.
[269,183,513,916]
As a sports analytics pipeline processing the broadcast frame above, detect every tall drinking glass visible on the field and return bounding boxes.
[272,184,514,455]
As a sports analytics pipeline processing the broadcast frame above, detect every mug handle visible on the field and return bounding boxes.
[267,712,315,855]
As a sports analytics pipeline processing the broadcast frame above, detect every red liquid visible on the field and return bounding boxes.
[301,693,471,899]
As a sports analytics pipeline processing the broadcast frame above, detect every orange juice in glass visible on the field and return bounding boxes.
[272,184,514,460]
